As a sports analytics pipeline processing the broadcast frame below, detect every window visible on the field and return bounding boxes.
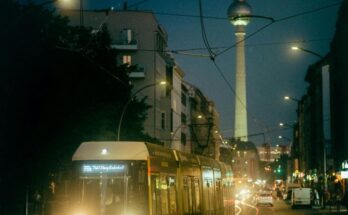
[181,132,186,146]
[121,28,133,44]
[181,113,186,125]
[150,175,177,215]
[161,112,166,129]
[170,109,173,132]
[181,92,187,106]
[203,178,214,212]
[122,55,131,65]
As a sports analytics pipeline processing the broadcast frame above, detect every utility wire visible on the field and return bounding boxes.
[55,46,130,87]
[196,0,272,134]
[113,38,330,56]
[216,1,341,57]
[275,1,341,22]
[186,1,340,137]
[215,18,274,57]
[198,0,216,60]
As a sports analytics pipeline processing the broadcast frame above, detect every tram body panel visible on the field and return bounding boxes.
[71,141,151,215]
[175,150,202,215]
[70,141,235,215]
[219,163,235,215]
[146,143,178,215]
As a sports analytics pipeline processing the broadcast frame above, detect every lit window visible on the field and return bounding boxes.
[122,55,131,65]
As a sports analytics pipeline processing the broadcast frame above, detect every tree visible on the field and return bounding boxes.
[0,1,151,213]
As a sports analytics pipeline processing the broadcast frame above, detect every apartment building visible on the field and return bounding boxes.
[61,8,221,154]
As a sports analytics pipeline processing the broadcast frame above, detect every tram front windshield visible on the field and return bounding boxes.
[73,161,148,215]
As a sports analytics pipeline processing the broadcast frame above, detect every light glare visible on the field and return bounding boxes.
[291,46,299,50]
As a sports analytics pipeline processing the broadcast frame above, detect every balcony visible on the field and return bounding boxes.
[111,39,138,50]
[129,67,145,78]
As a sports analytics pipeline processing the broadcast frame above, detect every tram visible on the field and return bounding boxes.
[69,141,235,215]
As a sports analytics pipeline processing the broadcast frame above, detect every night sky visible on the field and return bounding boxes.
[50,0,341,146]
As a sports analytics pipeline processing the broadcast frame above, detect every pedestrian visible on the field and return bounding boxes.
[33,190,42,214]
[314,189,320,206]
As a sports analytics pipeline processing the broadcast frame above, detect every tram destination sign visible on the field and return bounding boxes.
[82,164,125,174]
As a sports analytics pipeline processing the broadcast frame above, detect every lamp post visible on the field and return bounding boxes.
[278,135,291,142]
[117,81,166,141]
[291,46,324,59]
[291,46,328,193]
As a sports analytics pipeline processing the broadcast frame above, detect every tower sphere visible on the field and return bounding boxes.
[227,0,252,26]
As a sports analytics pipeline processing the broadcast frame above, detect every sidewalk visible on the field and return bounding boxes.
[312,204,348,214]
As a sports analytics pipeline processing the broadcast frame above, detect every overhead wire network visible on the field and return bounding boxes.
[54,0,341,140]
[193,0,341,140]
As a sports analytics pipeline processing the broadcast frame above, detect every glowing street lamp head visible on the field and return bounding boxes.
[291,46,299,50]
[159,81,166,85]
[227,0,252,26]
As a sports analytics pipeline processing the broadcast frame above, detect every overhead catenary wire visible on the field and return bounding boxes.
[55,1,340,139]
[197,1,273,135]
[198,0,216,61]
[179,0,340,139]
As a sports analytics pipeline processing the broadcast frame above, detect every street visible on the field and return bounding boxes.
[236,197,347,215]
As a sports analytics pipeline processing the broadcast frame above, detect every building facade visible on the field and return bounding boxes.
[62,9,221,155]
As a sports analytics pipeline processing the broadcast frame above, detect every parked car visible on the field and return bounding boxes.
[291,188,311,208]
[256,192,273,206]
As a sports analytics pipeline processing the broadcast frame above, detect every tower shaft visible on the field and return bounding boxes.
[234,30,248,141]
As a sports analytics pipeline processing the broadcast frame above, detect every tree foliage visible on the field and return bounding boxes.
[0,0,152,211]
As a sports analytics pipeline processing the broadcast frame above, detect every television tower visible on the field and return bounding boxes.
[227,0,252,141]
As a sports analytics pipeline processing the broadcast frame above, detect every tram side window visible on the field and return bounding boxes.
[183,176,193,214]
[203,179,214,212]
[222,181,229,206]
[152,175,177,215]
[160,176,169,214]
[168,176,177,215]
[215,180,222,209]
[193,178,201,213]
[151,176,161,215]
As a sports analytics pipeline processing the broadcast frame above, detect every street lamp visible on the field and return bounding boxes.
[117,81,166,141]
[284,95,299,102]
[291,46,324,59]
[284,96,298,102]
[279,122,294,129]
[38,0,83,26]
[278,135,291,141]
[38,0,70,7]
[170,114,205,147]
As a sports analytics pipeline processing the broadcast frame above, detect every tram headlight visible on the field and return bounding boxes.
[71,208,88,215]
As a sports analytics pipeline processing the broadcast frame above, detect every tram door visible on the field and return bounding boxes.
[101,177,127,215]
[183,177,201,214]
[150,175,177,215]
[81,176,128,215]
